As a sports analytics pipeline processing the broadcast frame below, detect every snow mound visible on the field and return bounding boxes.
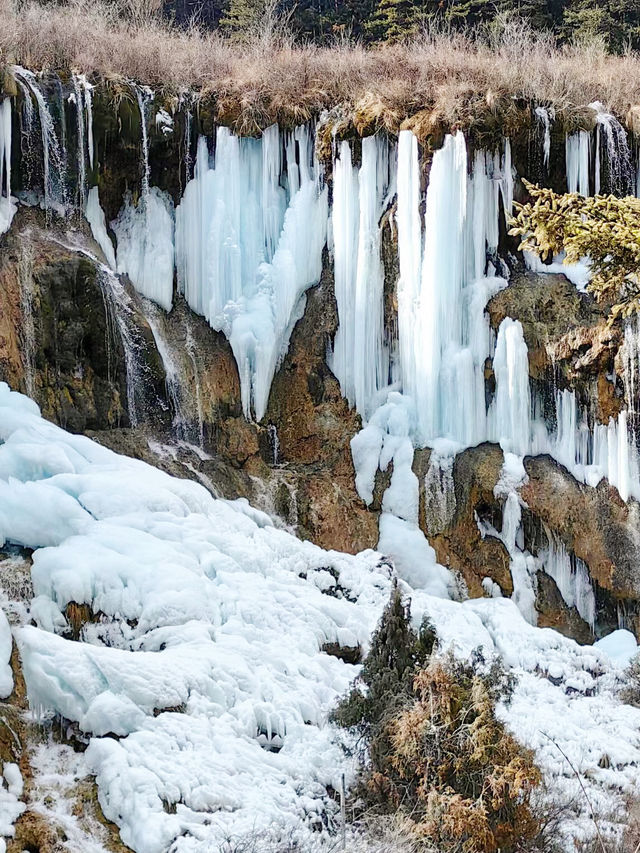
[1,382,640,851]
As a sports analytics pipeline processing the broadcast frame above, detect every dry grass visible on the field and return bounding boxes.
[3,0,640,131]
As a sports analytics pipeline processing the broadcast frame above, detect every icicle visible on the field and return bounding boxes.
[541,530,596,630]
[175,124,327,421]
[490,318,531,457]
[1,98,11,197]
[566,131,591,196]
[329,135,391,418]
[85,186,117,269]
[0,98,16,235]
[395,131,510,448]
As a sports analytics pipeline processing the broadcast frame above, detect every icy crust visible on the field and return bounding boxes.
[0,762,25,849]
[2,383,640,851]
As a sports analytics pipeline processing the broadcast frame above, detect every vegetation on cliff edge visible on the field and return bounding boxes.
[511,183,640,323]
[4,1,640,132]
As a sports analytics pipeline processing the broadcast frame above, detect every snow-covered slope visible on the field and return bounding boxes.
[1,382,640,851]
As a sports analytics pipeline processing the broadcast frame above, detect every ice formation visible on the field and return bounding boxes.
[1,384,640,851]
[0,608,12,698]
[329,136,394,418]
[112,188,175,312]
[566,130,591,196]
[0,97,16,235]
[85,187,117,269]
[535,105,552,169]
[175,125,328,420]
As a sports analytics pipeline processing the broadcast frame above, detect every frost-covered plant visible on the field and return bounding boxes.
[620,652,640,708]
[378,655,541,852]
[334,587,542,852]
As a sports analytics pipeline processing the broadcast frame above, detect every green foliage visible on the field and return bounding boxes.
[220,0,265,37]
[333,587,541,852]
[331,583,435,765]
[166,0,640,49]
[510,181,640,323]
[559,0,640,52]
[366,0,419,42]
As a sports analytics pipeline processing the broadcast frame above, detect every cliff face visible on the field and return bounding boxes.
[2,68,640,647]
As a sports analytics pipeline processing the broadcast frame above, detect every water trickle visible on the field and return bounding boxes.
[590,102,635,196]
[134,84,153,200]
[267,424,280,465]
[13,67,67,215]
[142,300,201,444]
[184,318,205,449]
[71,74,87,207]
[424,454,456,536]
[98,267,149,428]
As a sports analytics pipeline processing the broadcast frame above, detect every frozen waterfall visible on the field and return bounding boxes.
[329,136,394,419]
[175,124,328,420]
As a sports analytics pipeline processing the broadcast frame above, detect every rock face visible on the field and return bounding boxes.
[0,211,131,431]
[422,444,513,599]
[265,257,379,553]
[521,455,640,634]
[3,204,640,640]
[487,271,624,423]
[3,93,640,641]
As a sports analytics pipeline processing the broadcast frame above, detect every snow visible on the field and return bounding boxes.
[595,630,638,668]
[1,382,640,849]
[0,762,24,843]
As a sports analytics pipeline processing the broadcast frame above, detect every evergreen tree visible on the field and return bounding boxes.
[332,583,435,766]
[560,0,640,52]
[220,0,265,37]
[365,0,419,42]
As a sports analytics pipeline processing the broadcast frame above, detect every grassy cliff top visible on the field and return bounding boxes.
[3,0,640,135]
